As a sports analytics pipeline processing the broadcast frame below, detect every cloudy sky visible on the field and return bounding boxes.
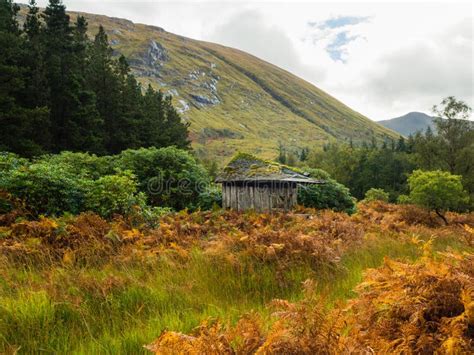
[36,0,473,121]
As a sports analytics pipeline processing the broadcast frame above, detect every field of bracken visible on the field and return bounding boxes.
[0,199,473,354]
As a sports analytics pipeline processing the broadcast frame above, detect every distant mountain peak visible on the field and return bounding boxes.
[378,112,436,137]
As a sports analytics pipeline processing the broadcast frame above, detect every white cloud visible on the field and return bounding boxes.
[207,9,326,82]
[209,10,301,70]
[35,0,473,120]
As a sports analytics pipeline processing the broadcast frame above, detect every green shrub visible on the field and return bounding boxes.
[37,151,113,179]
[397,194,411,204]
[116,147,209,210]
[1,160,88,215]
[0,152,29,179]
[364,188,390,202]
[0,153,145,218]
[298,168,356,214]
[85,171,143,218]
[129,205,173,228]
[194,185,222,211]
[0,148,212,216]
[407,169,469,224]
[302,167,331,180]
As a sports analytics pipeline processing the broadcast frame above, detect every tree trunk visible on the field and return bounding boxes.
[435,209,448,225]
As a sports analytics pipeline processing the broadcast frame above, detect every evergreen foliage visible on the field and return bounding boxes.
[306,97,473,208]
[116,147,209,210]
[297,168,356,214]
[0,0,190,157]
[307,141,416,201]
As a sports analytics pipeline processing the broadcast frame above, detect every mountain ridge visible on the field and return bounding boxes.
[18,5,399,160]
[378,112,436,137]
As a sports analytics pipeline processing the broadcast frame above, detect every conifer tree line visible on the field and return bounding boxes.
[273,96,473,207]
[0,0,190,157]
[303,98,474,204]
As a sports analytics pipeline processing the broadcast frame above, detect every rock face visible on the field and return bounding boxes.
[147,40,169,66]
[167,89,179,97]
[184,69,221,107]
[177,99,190,113]
[128,40,170,78]
[190,94,220,107]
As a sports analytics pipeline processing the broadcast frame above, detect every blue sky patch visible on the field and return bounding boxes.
[309,15,370,29]
[326,31,359,62]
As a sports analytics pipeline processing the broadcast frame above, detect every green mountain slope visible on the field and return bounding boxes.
[378,112,436,137]
[20,7,398,160]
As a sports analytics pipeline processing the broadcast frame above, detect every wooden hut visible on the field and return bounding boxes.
[216,153,324,212]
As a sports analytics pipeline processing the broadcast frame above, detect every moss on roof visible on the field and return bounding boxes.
[216,152,317,182]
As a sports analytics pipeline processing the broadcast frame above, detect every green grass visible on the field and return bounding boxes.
[0,233,470,354]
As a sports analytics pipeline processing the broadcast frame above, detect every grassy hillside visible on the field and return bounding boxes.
[17,7,398,160]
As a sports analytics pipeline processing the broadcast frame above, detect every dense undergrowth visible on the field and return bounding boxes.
[0,202,473,353]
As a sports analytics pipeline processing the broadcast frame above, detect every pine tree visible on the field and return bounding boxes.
[162,95,190,149]
[0,0,24,151]
[1,0,190,156]
[140,85,165,147]
[111,55,142,152]
[22,0,51,150]
[0,0,49,156]
[299,147,309,162]
[88,25,122,152]
[396,136,407,152]
[69,16,104,153]
[23,0,49,108]
[88,25,115,115]
[42,0,75,151]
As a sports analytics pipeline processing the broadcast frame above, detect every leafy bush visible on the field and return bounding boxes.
[85,171,144,218]
[0,148,216,216]
[397,194,411,204]
[301,167,331,180]
[407,170,469,224]
[0,153,145,218]
[1,160,88,215]
[0,152,29,176]
[0,153,29,214]
[364,188,389,202]
[37,151,113,179]
[194,185,222,211]
[298,168,356,214]
[116,147,209,210]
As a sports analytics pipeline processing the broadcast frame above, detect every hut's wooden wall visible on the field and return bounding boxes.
[222,183,298,211]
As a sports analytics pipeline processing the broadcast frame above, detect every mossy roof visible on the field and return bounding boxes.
[215,153,324,184]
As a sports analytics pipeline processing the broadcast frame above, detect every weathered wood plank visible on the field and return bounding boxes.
[221,182,301,212]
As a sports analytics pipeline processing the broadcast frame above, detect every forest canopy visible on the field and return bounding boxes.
[0,0,190,157]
